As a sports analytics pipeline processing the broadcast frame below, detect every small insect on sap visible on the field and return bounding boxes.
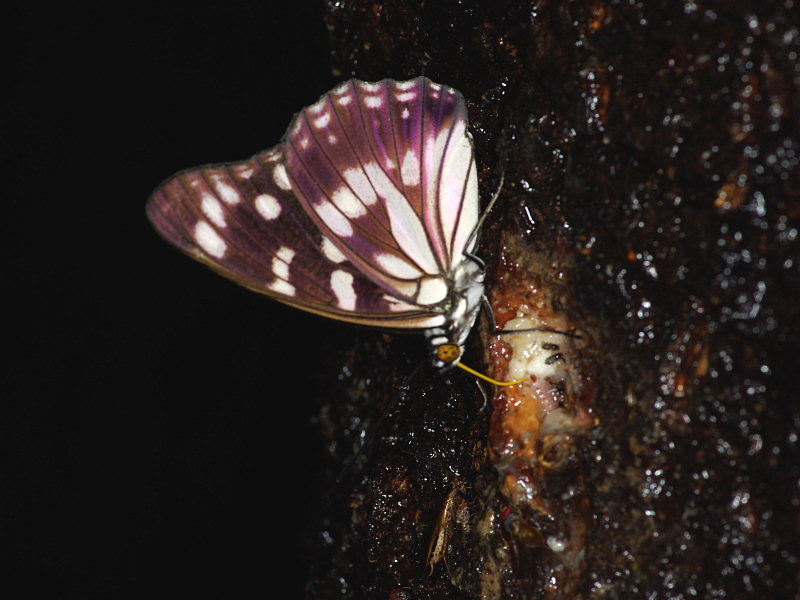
[147,77,516,385]
[426,478,468,576]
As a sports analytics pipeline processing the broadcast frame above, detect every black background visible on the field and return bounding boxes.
[8,3,338,597]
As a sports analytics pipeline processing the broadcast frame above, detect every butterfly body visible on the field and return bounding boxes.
[147,77,484,370]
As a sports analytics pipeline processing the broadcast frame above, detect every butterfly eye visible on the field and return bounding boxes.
[436,344,461,364]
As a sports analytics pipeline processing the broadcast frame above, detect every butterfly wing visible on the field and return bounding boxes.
[146,77,478,330]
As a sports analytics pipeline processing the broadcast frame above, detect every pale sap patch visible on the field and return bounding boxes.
[416,277,448,305]
[400,149,419,186]
[201,194,226,227]
[330,270,356,310]
[374,251,423,279]
[194,221,226,258]
[395,91,416,102]
[332,187,366,218]
[271,246,295,280]
[321,237,347,263]
[272,163,292,190]
[254,194,281,221]
[364,95,383,109]
[343,167,377,205]
[315,201,354,237]
[313,112,330,129]
[211,176,240,205]
[268,279,295,296]
[504,316,569,382]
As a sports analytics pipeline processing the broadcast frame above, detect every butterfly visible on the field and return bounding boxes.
[147,76,517,385]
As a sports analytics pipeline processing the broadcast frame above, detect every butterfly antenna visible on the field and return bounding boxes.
[496,326,582,339]
[480,296,582,339]
[464,168,505,252]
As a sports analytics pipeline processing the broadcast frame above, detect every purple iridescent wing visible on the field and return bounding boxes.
[146,77,478,330]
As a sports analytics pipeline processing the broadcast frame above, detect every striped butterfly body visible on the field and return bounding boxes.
[147,77,486,372]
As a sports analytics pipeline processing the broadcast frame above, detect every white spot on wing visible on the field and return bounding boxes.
[400,150,419,186]
[321,237,347,263]
[315,201,354,237]
[308,98,327,114]
[262,148,282,162]
[395,91,416,102]
[364,95,383,109]
[313,112,331,128]
[273,163,292,190]
[395,80,417,91]
[416,277,448,305]
[255,194,281,221]
[271,247,295,281]
[330,270,356,310]
[332,187,366,218]
[211,176,240,204]
[382,294,417,312]
[359,81,381,92]
[343,167,377,205]
[374,252,423,279]
[234,165,253,179]
[201,194,226,227]
[336,95,352,106]
[401,107,410,119]
[194,221,226,258]
[268,279,295,296]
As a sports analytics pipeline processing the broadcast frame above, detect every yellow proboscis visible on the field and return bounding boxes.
[455,362,525,387]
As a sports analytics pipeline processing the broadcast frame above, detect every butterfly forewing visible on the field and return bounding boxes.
[283,78,479,306]
[147,77,479,335]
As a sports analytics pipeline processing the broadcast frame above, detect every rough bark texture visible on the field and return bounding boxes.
[305,1,800,598]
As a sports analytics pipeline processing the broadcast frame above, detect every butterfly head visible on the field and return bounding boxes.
[424,258,485,370]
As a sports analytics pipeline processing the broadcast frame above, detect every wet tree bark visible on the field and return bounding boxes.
[305,2,800,598]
